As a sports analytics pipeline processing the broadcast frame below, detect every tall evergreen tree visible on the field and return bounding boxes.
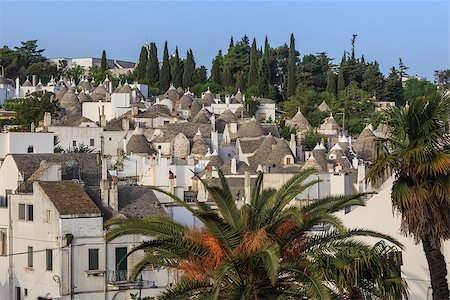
[384,67,403,105]
[100,50,107,72]
[135,46,148,81]
[210,50,223,84]
[146,42,159,86]
[171,47,182,87]
[182,49,196,88]
[258,53,269,97]
[229,36,234,50]
[194,66,207,85]
[362,62,385,99]
[222,65,232,87]
[326,69,337,95]
[286,33,298,97]
[159,41,171,90]
[337,53,347,91]
[247,38,259,86]
[399,58,409,79]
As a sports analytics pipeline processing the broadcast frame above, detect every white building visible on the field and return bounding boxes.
[0,131,54,159]
[336,177,446,300]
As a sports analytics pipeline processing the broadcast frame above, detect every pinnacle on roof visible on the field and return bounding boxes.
[330,143,343,151]
[103,75,110,83]
[22,76,32,87]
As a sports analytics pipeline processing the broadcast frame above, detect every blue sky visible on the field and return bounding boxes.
[0,1,449,79]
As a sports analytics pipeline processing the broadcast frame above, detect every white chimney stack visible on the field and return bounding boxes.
[231,157,237,175]
[15,78,20,97]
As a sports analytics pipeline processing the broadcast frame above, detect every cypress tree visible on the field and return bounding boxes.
[398,58,409,79]
[210,50,223,84]
[146,42,159,86]
[135,46,148,81]
[159,41,171,90]
[258,53,269,97]
[337,53,347,91]
[286,33,298,97]
[229,36,234,50]
[326,69,337,95]
[171,47,182,87]
[247,38,259,86]
[362,62,385,99]
[194,66,207,84]
[384,67,402,104]
[236,71,244,90]
[222,65,232,87]
[101,50,107,72]
[182,49,196,88]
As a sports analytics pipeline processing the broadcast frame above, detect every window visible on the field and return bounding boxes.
[19,204,33,221]
[109,137,112,141]
[90,139,95,147]
[27,246,33,268]
[27,205,33,221]
[18,204,25,220]
[46,210,51,223]
[27,146,34,153]
[15,287,20,300]
[72,140,77,147]
[88,248,99,270]
[0,229,7,255]
[46,249,53,271]
[0,190,11,208]
[286,157,292,165]
[24,289,27,296]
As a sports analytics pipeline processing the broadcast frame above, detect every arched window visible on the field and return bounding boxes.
[27,146,34,153]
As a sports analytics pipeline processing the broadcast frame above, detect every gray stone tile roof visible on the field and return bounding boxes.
[161,122,212,139]
[352,127,376,162]
[192,109,211,124]
[236,119,265,138]
[134,104,172,119]
[60,89,82,116]
[118,186,167,218]
[39,181,100,216]
[10,153,101,186]
[286,110,312,133]
[126,129,155,155]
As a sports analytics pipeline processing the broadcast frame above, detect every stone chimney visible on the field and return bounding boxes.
[109,177,119,211]
[131,90,137,103]
[108,81,113,94]
[43,112,52,127]
[32,75,37,87]
[122,117,130,131]
[210,113,216,131]
[231,157,237,175]
[100,106,107,127]
[100,157,110,206]
[30,122,35,132]
[210,131,219,152]
[15,78,20,97]
[131,106,139,116]
[244,171,251,204]
[289,133,297,158]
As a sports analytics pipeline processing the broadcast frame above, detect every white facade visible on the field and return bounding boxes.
[0,132,54,159]
[336,178,449,300]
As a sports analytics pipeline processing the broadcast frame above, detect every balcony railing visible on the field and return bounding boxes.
[106,270,140,285]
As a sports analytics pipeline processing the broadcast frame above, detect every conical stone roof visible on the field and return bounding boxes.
[60,88,81,116]
[286,109,312,133]
[126,128,155,155]
[237,118,265,138]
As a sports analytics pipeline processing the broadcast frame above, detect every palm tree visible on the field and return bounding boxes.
[368,92,450,300]
[106,169,407,299]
